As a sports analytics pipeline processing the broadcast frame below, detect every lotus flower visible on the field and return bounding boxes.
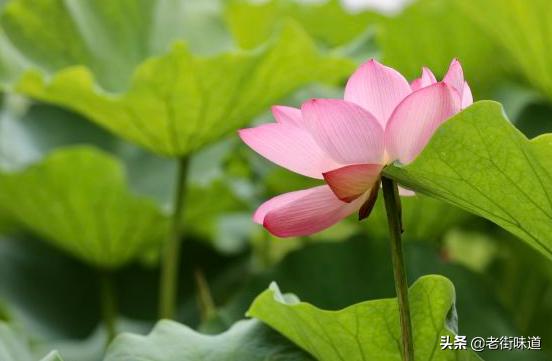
[239,59,472,237]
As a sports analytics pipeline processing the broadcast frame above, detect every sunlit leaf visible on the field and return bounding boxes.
[0,0,231,90]
[225,0,382,49]
[248,275,481,360]
[384,101,552,261]
[0,147,168,268]
[457,0,552,101]
[0,0,354,157]
[377,0,506,96]
[103,319,313,361]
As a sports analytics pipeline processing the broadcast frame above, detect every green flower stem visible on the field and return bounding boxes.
[382,176,414,361]
[99,271,117,344]
[159,157,190,319]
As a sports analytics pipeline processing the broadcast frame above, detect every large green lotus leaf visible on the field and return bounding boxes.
[457,0,552,101]
[384,101,552,261]
[0,0,352,154]
[377,0,506,96]
[0,0,231,89]
[14,24,352,157]
[103,319,313,361]
[248,275,481,361]
[0,146,168,268]
[225,0,382,49]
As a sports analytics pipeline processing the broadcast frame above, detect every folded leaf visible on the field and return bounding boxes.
[384,101,552,261]
[0,147,168,268]
[248,275,481,361]
[103,319,313,361]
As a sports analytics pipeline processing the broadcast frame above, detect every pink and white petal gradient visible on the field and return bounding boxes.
[385,82,461,164]
[410,67,437,91]
[443,59,465,94]
[302,99,385,164]
[240,58,472,237]
[272,105,303,128]
[260,185,368,237]
[461,82,473,109]
[344,59,411,127]
[238,124,340,179]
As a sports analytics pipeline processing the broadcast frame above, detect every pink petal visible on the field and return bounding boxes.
[272,105,302,128]
[398,186,416,197]
[261,185,365,237]
[253,190,309,224]
[443,59,464,97]
[462,81,473,109]
[301,99,385,164]
[344,59,412,126]
[323,164,382,202]
[385,82,461,164]
[410,67,437,91]
[239,123,340,179]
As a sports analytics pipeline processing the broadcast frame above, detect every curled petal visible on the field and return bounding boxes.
[239,123,340,179]
[344,59,411,126]
[260,185,366,237]
[385,82,461,164]
[301,99,385,164]
[323,164,382,202]
[410,67,437,91]
[272,105,302,128]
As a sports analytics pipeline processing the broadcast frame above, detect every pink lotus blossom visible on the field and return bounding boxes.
[239,59,472,237]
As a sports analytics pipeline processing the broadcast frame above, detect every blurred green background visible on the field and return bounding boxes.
[0,0,551,360]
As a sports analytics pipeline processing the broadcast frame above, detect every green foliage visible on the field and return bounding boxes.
[457,0,552,101]
[103,319,312,361]
[248,275,481,361]
[384,101,552,261]
[0,147,167,268]
[377,0,506,96]
[0,0,551,360]
[0,320,62,361]
[13,23,351,157]
[0,322,33,361]
[0,0,231,90]
[225,0,382,49]
[40,352,64,361]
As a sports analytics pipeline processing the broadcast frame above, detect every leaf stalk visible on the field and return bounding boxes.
[159,156,190,319]
[99,271,117,344]
[382,176,414,361]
